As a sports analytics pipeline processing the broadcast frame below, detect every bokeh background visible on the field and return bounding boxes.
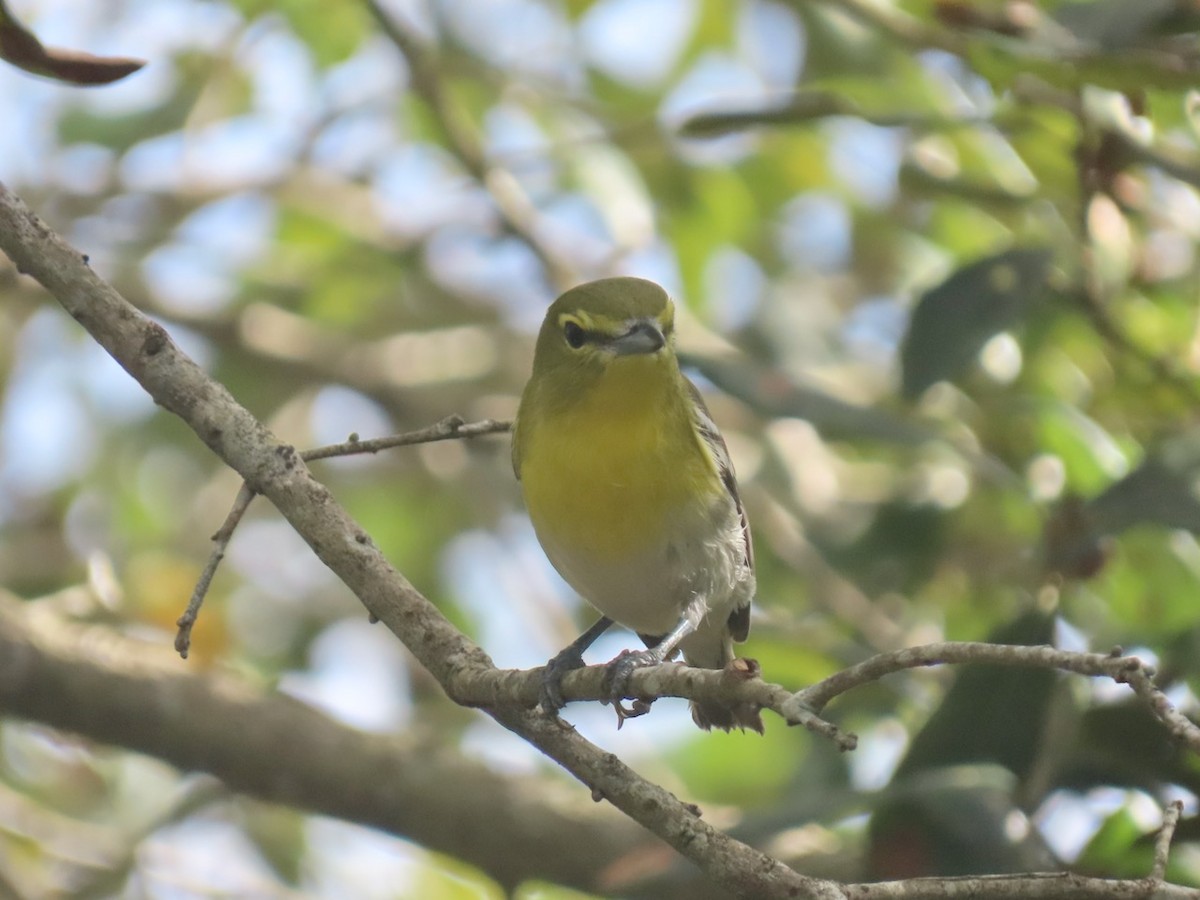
[3,0,1200,895]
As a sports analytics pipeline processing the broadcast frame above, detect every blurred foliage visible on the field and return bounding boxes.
[3,0,1200,896]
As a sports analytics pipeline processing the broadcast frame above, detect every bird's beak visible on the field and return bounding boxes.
[609,318,666,356]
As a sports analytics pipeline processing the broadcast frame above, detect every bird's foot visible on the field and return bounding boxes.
[602,648,660,728]
[539,643,588,715]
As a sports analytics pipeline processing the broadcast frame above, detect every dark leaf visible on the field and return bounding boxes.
[0,0,144,85]
[901,248,1052,400]
[1087,430,1200,535]
[1056,700,1197,796]
[869,765,1060,879]
[895,611,1058,781]
[1053,0,1200,51]
[684,354,936,446]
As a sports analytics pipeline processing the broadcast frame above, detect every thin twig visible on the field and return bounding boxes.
[301,415,510,462]
[842,871,1200,898]
[175,483,254,657]
[173,416,512,657]
[1150,799,1184,883]
[1122,670,1200,757]
[786,642,1200,754]
[363,0,578,291]
[680,93,996,138]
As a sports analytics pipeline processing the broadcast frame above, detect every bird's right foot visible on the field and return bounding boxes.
[601,648,661,728]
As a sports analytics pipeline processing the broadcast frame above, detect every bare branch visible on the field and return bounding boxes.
[679,93,993,138]
[300,415,511,462]
[447,642,1199,761]
[363,0,580,291]
[7,584,1199,898]
[791,642,1200,755]
[0,593,645,893]
[842,871,1200,899]
[1151,800,1184,883]
[175,483,254,657]
[174,416,513,656]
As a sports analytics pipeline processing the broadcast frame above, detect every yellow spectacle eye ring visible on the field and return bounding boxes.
[563,320,586,349]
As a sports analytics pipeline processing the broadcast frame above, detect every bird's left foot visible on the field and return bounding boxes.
[602,649,659,728]
[539,644,588,715]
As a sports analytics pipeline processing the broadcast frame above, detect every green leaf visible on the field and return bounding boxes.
[1036,404,1130,497]
[1075,807,1149,877]
[670,720,809,804]
[1062,700,1199,795]
[1088,429,1200,534]
[901,247,1053,400]
[515,883,605,900]
[242,804,307,886]
[260,0,368,66]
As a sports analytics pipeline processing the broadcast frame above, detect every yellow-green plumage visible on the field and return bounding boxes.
[514,277,761,732]
[519,353,721,563]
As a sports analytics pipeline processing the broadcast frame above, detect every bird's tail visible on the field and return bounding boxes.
[681,628,764,733]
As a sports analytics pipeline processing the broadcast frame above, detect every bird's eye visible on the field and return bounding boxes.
[563,321,586,349]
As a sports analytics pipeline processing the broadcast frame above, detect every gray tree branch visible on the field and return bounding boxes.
[0,592,644,893]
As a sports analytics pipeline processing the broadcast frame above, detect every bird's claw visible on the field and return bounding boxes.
[539,644,588,715]
[613,697,654,729]
[601,648,660,726]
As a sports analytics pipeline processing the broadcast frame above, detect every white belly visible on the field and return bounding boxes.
[533,490,754,639]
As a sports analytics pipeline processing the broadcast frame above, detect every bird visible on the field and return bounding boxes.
[512,276,762,732]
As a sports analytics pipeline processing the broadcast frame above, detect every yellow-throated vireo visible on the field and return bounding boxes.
[514,277,762,732]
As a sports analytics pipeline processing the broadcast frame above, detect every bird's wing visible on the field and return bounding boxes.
[685,378,753,642]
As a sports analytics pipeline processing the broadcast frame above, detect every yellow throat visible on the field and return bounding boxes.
[519,353,718,562]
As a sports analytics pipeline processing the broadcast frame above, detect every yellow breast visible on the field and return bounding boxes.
[519,357,719,563]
